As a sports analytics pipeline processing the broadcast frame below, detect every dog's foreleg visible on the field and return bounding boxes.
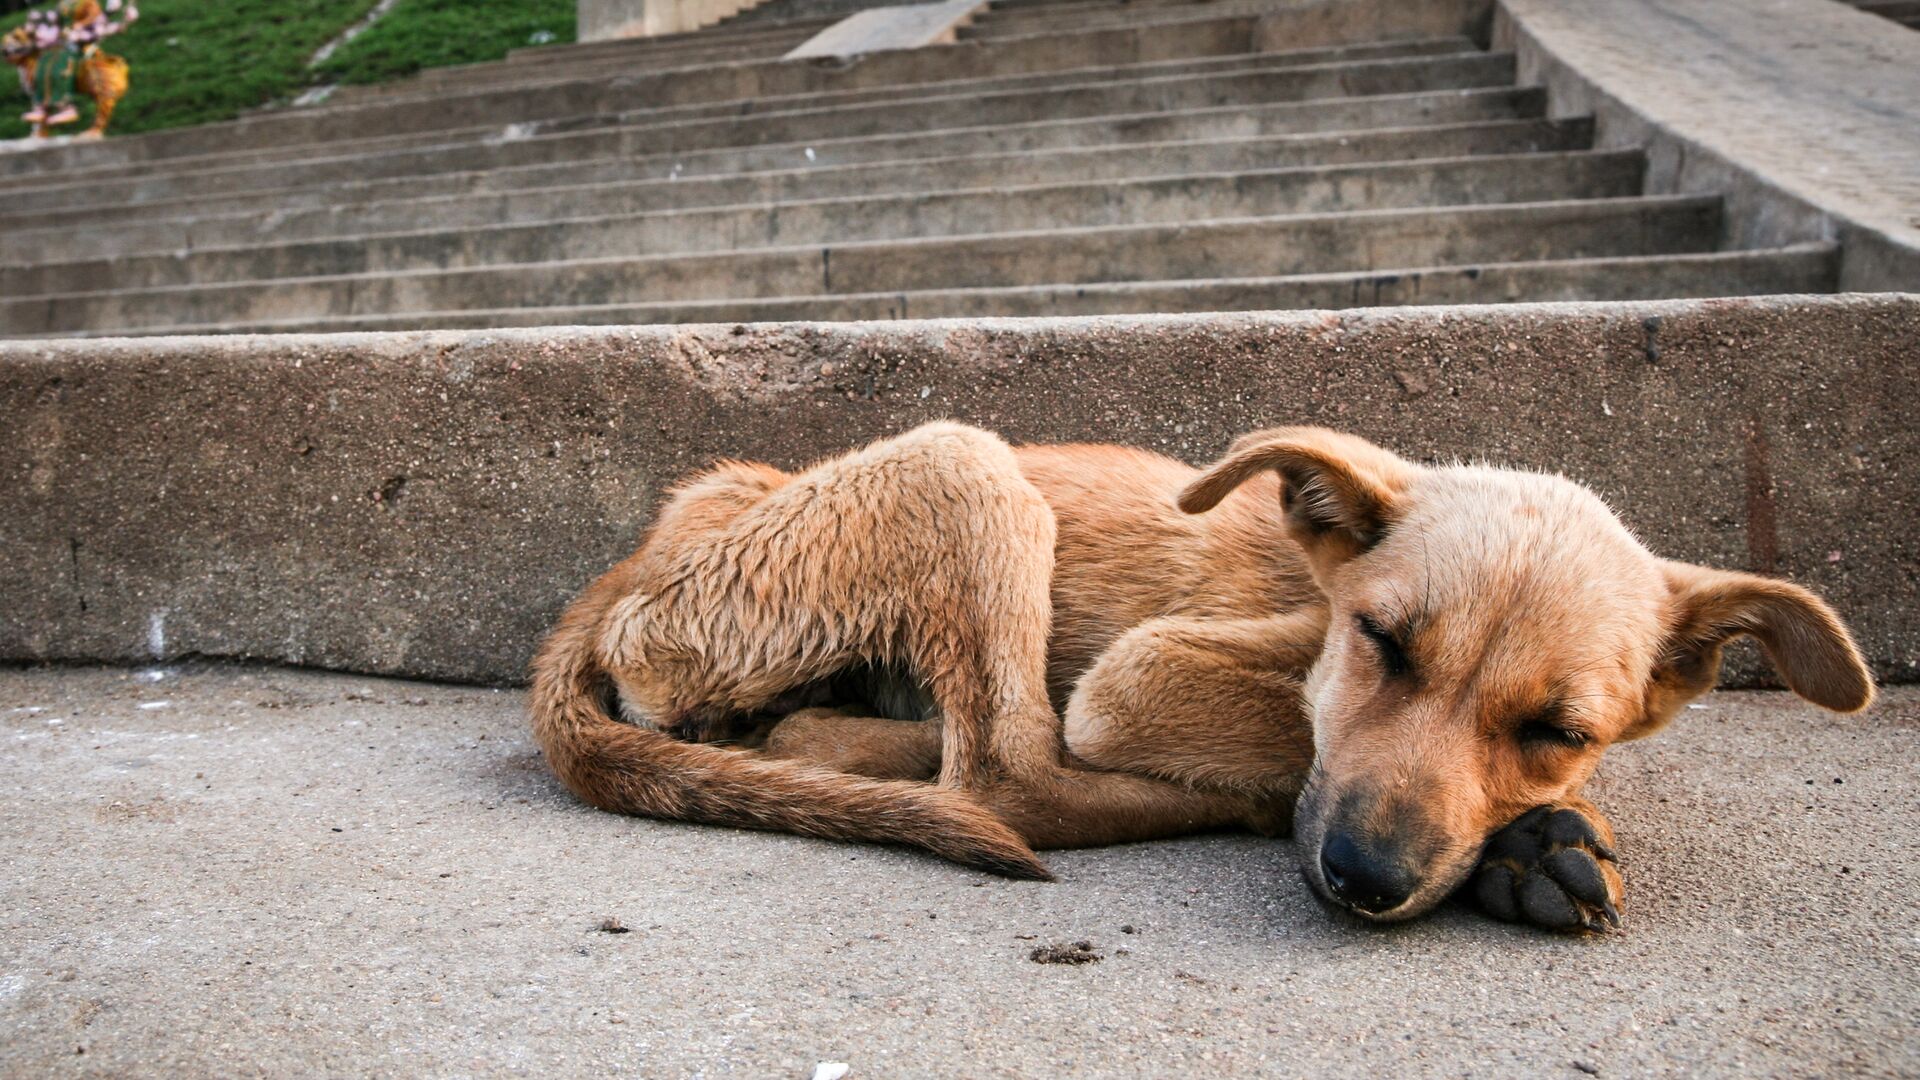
[1062,610,1324,813]
[1468,796,1624,933]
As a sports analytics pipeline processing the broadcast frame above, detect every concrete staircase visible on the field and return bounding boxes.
[0,0,1840,337]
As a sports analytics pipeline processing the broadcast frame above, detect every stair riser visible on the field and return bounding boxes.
[0,15,1271,180]
[353,35,819,99]
[986,0,1250,14]
[2,39,1477,194]
[1,50,1513,205]
[345,35,1470,117]
[2,154,1643,295]
[0,87,1538,213]
[318,52,1515,176]
[189,249,1832,333]
[0,200,1719,334]
[0,0,1487,180]
[963,1,1300,38]
[500,19,838,64]
[6,118,1593,260]
[0,88,1541,216]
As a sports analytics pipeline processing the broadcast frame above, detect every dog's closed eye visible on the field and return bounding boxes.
[1355,614,1412,678]
[1516,712,1591,750]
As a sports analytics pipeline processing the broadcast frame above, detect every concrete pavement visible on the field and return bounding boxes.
[2,665,1914,1077]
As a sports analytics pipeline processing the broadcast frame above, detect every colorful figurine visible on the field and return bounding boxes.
[4,0,135,138]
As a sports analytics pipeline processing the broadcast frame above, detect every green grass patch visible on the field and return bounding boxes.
[0,0,575,141]
[314,0,576,86]
[1,0,379,139]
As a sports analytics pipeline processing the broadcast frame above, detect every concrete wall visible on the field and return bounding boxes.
[3,296,1915,688]
[580,0,759,40]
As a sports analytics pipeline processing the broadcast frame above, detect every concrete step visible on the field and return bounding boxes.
[368,49,1520,163]
[0,39,1489,236]
[96,246,1831,335]
[0,82,1543,216]
[339,29,827,101]
[0,42,1499,197]
[984,0,1250,12]
[360,16,1438,107]
[0,13,1267,178]
[1,39,1480,200]
[0,197,1722,335]
[2,117,1594,261]
[0,0,1484,179]
[321,35,1475,131]
[0,36,1482,196]
[960,0,1288,38]
[365,33,822,96]
[0,153,1645,295]
[502,16,839,63]
[960,0,1373,40]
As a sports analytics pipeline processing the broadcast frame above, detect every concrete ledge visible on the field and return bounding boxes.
[3,295,1916,686]
[786,0,986,59]
[1495,0,1920,291]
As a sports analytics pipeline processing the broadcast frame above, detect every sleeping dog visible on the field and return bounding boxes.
[530,424,1871,931]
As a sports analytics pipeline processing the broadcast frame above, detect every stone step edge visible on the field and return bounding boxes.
[0,44,1501,195]
[49,245,1839,338]
[5,195,1723,306]
[0,114,1585,241]
[0,150,1643,280]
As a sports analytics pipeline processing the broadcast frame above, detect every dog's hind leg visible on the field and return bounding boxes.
[613,422,1065,790]
[611,422,1285,854]
[763,707,941,781]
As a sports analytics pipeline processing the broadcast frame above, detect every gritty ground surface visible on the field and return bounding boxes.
[2,665,1915,1078]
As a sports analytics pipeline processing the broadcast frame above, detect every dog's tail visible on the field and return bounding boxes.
[528,579,1051,881]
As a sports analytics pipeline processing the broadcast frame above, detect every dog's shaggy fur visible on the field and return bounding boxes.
[531,424,1871,930]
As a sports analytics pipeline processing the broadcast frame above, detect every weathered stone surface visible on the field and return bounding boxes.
[2,296,1915,686]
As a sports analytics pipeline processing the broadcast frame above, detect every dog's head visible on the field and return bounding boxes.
[1180,428,1873,921]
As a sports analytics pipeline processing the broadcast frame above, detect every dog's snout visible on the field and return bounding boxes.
[1319,830,1419,914]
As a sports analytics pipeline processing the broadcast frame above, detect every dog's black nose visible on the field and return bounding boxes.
[1319,830,1418,914]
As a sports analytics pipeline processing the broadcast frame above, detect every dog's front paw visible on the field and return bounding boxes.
[1470,803,1622,933]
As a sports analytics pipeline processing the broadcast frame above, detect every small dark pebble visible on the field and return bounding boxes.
[1030,941,1101,965]
[1121,924,1137,934]
[1573,1061,1600,1075]
[330,827,342,833]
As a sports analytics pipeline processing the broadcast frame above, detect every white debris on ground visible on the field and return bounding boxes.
[810,1063,851,1080]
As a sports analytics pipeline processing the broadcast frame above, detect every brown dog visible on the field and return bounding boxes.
[530,423,1872,931]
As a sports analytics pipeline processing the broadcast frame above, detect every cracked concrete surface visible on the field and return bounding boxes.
[2,665,1914,1077]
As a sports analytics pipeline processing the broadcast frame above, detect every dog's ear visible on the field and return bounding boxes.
[1628,561,1874,739]
[1178,427,1414,563]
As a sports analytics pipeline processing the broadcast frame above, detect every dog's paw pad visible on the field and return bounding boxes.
[1471,805,1622,933]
